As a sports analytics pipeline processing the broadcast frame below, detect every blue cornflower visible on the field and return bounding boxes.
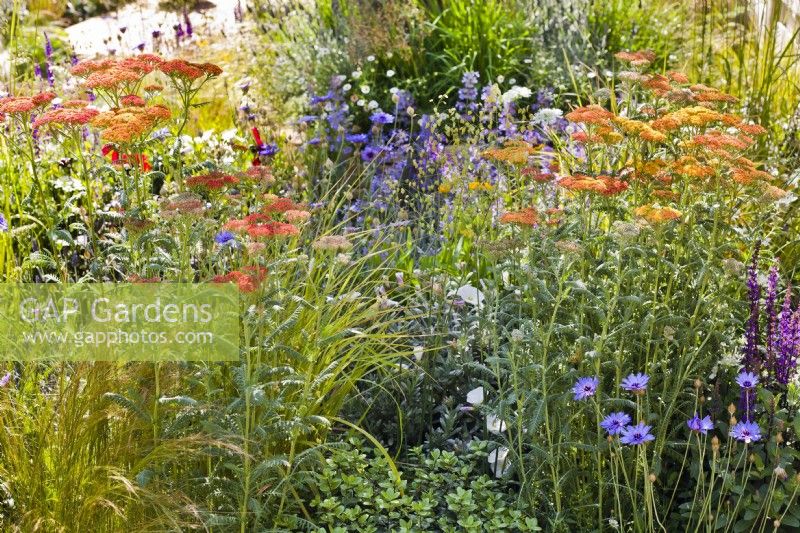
[736,371,759,389]
[0,214,7,232]
[620,423,655,446]
[361,145,383,162]
[730,420,762,443]
[687,414,714,434]
[257,142,279,156]
[600,412,631,436]
[369,111,395,125]
[621,373,650,394]
[214,231,236,246]
[345,133,369,144]
[572,376,599,401]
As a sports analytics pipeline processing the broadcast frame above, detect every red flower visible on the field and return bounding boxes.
[102,144,152,171]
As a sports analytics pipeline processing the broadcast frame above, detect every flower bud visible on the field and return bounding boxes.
[776,432,784,444]
[774,520,781,529]
[693,378,703,390]
[748,453,756,463]
[728,403,736,415]
[774,466,787,480]
[406,106,415,116]
[391,93,400,104]
[711,436,720,452]
[729,416,737,426]
[648,473,657,483]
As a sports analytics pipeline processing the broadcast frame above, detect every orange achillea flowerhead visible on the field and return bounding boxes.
[668,71,690,84]
[652,189,679,200]
[651,106,725,131]
[635,205,682,223]
[612,116,667,143]
[70,58,116,76]
[762,184,788,200]
[643,74,672,93]
[729,157,772,185]
[213,266,267,293]
[671,156,715,179]
[262,196,307,213]
[0,92,56,115]
[144,84,164,92]
[119,54,163,74]
[121,94,146,107]
[521,167,553,182]
[159,59,222,81]
[243,166,275,183]
[565,104,614,125]
[482,139,538,166]
[33,107,100,129]
[246,221,300,238]
[689,130,752,151]
[736,122,767,136]
[614,50,656,63]
[92,105,171,143]
[186,171,240,190]
[85,67,141,90]
[500,207,539,226]
[161,192,206,218]
[692,86,738,103]
[559,174,629,196]
[62,99,90,108]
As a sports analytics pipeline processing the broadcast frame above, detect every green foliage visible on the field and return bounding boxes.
[304,437,541,532]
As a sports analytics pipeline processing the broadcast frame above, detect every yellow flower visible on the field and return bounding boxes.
[438,183,452,194]
[468,181,493,191]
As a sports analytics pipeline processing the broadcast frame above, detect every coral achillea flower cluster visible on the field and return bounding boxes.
[482,139,538,166]
[32,107,100,130]
[559,174,628,196]
[186,171,240,190]
[213,266,268,293]
[499,207,539,226]
[634,205,682,224]
[223,204,303,239]
[0,91,56,118]
[92,105,171,143]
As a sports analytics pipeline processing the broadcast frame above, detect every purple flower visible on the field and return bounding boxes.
[44,32,53,59]
[0,214,7,232]
[730,420,762,443]
[297,115,317,124]
[214,230,236,245]
[572,376,599,401]
[345,133,369,144]
[370,111,395,125]
[600,412,631,436]
[620,423,655,446]
[184,11,193,37]
[152,30,162,39]
[736,371,759,389]
[0,372,11,387]
[687,414,714,434]
[621,373,649,393]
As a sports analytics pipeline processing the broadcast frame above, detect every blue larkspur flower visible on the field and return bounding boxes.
[687,414,714,434]
[369,111,394,125]
[736,371,759,389]
[600,412,631,436]
[621,373,650,393]
[572,376,599,401]
[730,420,762,443]
[620,423,655,446]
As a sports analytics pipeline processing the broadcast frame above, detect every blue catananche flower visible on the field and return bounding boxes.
[600,412,631,436]
[687,414,714,434]
[620,423,655,446]
[257,142,279,156]
[572,376,599,401]
[730,420,762,443]
[369,111,394,125]
[621,373,650,393]
[736,371,759,389]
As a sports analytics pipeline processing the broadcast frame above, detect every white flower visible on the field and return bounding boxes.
[455,285,485,308]
[386,69,395,77]
[221,128,238,141]
[413,345,423,361]
[486,414,507,434]
[532,108,563,125]
[487,446,511,477]
[389,87,399,94]
[360,85,370,94]
[367,100,379,110]
[501,86,532,104]
[466,386,484,405]
[351,70,362,79]
[367,55,375,62]
[342,83,352,92]
[357,99,366,106]
[496,75,505,84]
